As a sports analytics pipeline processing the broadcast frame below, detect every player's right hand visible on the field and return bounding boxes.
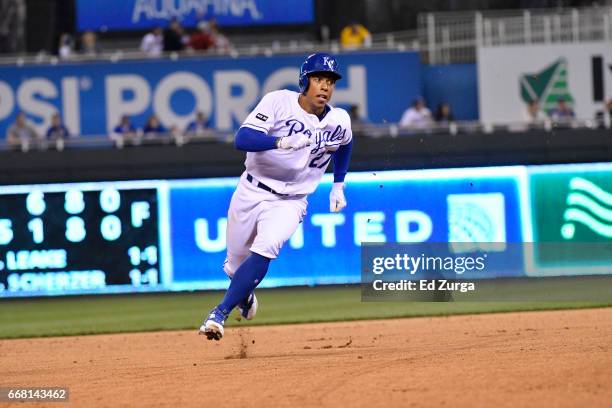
[276,134,311,151]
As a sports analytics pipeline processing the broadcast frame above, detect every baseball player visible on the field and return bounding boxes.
[199,52,354,340]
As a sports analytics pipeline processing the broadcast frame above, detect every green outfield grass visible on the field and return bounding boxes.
[1,284,611,339]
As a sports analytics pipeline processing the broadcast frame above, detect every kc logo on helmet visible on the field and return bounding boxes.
[323,56,335,70]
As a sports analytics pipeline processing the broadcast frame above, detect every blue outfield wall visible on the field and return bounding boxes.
[2,162,612,297]
[168,168,525,288]
[422,64,479,121]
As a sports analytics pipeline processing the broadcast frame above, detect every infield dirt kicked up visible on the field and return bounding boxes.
[2,307,610,408]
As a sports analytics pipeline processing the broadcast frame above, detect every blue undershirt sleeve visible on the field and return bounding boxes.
[234,126,278,152]
[332,139,353,182]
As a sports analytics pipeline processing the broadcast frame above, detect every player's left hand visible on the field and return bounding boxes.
[277,134,312,151]
[329,182,347,212]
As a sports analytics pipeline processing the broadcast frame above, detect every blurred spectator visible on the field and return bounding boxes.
[548,97,575,122]
[113,115,137,135]
[143,115,168,136]
[399,97,433,129]
[185,111,211,137]
[195,9,207,26]
[188,22,214,51]
[141,27,163,56]
[5,112,38,149]
[163,19,185,52]
[523,100,547,128]
[595,99,612,129]
[208,18,231,52]
[46,113,70,140]
[0,0,26,53]
[348,104,367,123]
[340,23,371,49]
[434,103,455,124]
[110,115,140,147]
[58,33,74,60]
[525,100,546,121]
[79,30,101,56]
[348,104,369,136]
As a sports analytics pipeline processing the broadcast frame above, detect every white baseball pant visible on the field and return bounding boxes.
[223,172,307,278]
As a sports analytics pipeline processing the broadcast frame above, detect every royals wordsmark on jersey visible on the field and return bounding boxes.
[241,90,353,195]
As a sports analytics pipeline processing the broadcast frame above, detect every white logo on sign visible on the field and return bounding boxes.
[447,193,507,253]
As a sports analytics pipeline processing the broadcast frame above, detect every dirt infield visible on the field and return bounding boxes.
[2,307,611,407]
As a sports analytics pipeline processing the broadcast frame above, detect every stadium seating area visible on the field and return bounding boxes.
[1,1,611,153]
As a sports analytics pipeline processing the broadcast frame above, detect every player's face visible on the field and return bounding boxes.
[305,73,336,112]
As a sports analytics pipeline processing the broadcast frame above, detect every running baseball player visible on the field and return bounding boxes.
[199,52,354,340]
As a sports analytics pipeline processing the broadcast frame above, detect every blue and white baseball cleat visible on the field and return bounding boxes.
[199,307,229,341]
[237,293,258,321]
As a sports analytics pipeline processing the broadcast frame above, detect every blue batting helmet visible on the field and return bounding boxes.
[298,53,342,93]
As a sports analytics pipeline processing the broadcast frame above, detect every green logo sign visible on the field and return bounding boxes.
[520,58,574,114]
[530,170,612,267]
[561,177,612,240]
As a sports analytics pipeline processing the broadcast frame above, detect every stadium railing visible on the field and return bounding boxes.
[0,30,420,66]
[1,117,609,153]
[418,5,612,64]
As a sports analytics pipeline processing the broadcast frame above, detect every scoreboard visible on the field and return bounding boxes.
[0,182,165,295]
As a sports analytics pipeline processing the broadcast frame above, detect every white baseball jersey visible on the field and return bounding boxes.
[241,89,353,195]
